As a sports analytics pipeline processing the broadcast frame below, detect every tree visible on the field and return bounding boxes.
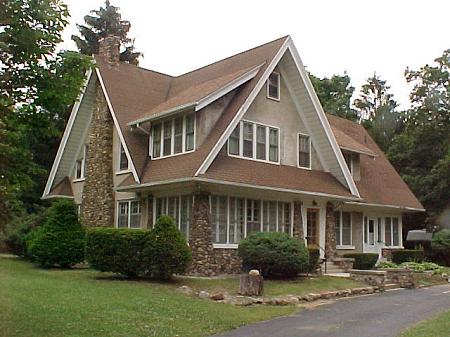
[72,0,141,65]
[309,73,358,121]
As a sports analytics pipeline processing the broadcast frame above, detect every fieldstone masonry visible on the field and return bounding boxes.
[293,201,304,240]
[325,202,337,259]
[214,249,242,274]
[98,35,120,66]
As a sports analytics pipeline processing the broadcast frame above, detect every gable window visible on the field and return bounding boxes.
[228,120,279,164]
[119,143,129,172]
[151,113,195,159]
[298,133,311,168]
[334,211,352,247]
[385,217,400,246]
[117,200,141,228]
[75,144,87,180]
[267,72,280,100]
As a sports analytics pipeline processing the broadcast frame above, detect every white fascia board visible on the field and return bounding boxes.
[42,68,93,198]
[339,146,377,158]
[95,68,140,184]
[195,37,291,176]
[344,201,425,212]
[42,194,74,200]
[128,102,197,126]
[286,40,360,198]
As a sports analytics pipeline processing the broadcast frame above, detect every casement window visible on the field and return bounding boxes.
[298,133,311,169]
[385,217,400,246]
[228,120,280,164]
[155,195,192,240]
[210,196,292,246]
[334,211,352,247]
[117,200,141,229]
[267,72,280,100]
[75,144,88,180]
[151,113,195,159]
[118,143,129,172]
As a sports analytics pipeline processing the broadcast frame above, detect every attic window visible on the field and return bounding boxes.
[74,145,87,181]
[298,134,311,169]
[118,143,129,172]
[267,72,280,100]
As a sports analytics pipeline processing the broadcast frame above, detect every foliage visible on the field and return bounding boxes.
[238,232,309,278]
[146,215,191,280]
[27,199,85,267]
[343,253,378,270]
[86,227,151,277]
[431,229,450,250]
[377,261,398,269]
[391,249,425,264]
[309,73,358,121]
[72,0,141,64]
[304,245,320,273]
[401,261,443,274]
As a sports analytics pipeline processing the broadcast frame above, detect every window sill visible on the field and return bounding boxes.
[152,149,195,160]
[73,178,85,183]
[213,243,238,249]
[336,245,355,250]
[297,165,312,170]
[116,170,131,176]
[228,153,280,166]
[267,96,280,102]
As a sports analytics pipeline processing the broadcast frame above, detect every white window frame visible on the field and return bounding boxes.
[227,120,280,165]
[267,71,281,101]
[297,132,312,170]
[116,199,141,229]
[117,142,131,174]
[384,216,402,248]
[150,113,196,160]
[335,210,354,249]
[73,144,87,182]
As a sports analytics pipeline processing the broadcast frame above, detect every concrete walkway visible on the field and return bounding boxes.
[213,284,450,337]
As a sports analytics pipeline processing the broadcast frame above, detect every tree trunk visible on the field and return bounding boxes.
[239,274,263,296]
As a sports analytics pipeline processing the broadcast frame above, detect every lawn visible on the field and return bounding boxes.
[399,309,450,337]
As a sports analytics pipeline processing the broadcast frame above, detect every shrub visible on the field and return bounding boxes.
[146,215,191,280]
[86,228,151,277]
[432,229,450,250]
[27,199,85,268]
[377,261,398,269]
[238,232,309,278]
[343,253,378,270]
[391,249,424,264]
[400,261,443,274]
[304,245,320,273]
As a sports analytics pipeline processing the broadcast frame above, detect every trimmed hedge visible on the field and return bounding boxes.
[238,232,309,278]
[343,253,378,270]
[391,249,424,264]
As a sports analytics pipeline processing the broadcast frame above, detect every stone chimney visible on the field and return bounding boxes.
[98,35,120,66]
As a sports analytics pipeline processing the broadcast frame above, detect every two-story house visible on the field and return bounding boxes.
[42,35,424,276]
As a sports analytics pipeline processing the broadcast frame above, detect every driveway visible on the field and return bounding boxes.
[213,284,450,337]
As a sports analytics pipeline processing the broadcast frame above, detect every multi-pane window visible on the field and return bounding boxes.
[75,144,87,180]
[228,121,279,163]
[119,143,129,171]
[267,72,280,100]
[306,209,319,246]
[117,200,141,228]
[155,195,192,240]
[151,113,195,159]
[385,217,400,246]
[210,196,292,245]
[298,134,311,168]
[334,211,352,246]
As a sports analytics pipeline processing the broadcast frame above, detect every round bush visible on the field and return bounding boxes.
[238,232,309,278]
[343,253,378,270]
[27,199,85,268]
[391,249,424,264]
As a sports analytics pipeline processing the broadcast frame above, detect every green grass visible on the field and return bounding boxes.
[399,310,450,337]
[0,255,294,337]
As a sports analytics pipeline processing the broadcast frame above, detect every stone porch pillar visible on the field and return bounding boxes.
[325,202,337,259]
[293,201,304,240]
[187,192,217,276]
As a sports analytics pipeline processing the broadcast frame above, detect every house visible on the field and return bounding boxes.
[42,35,424,275]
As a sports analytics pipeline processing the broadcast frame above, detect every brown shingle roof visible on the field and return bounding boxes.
[327,114,424,210]
[48,176,73,198]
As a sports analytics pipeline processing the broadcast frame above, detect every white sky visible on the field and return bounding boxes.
[60,0,450,110]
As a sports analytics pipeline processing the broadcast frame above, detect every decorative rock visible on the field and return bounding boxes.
[249,269,260,276]
[176,285,194,296]
[198,290,210,299]
[209,292,225,301]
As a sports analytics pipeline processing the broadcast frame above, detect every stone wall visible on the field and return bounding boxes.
[214,249,242,274]
[81,83,114,227]
[350,270,387,288]
[379,268,415,288]
[293,201,304,240]
[325,202,336,259]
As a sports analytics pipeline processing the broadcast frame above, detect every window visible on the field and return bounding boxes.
[298,134,311,168]
[343,152,353,173]
[75,145,87,180]
[212,196,228,244]
[119,143,129,171]
[267,72,280,100]
[151,113,195,159]
[385,217,400,246]
[306,209,319,245]
[155,195,192,240]
[117,200,141,228]
[228,121,279,163]
[335,211,352,246]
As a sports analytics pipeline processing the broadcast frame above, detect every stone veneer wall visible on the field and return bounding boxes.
[81,84,114,227]
[325,202,337,259]
[293,201,304,240]
[214,249,243,274]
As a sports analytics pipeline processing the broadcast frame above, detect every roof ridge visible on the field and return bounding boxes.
[174,35,289,79]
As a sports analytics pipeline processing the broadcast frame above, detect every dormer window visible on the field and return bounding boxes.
[298,133,311,169]
[267,72,280,101]
[343,151,360,181]
[151,113,195,159]
[118,143,129,172]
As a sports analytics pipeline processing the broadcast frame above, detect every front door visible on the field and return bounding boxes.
[306,208,319,246]
[363,216,383,255]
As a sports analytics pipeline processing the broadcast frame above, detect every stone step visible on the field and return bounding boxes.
[384,283,402,291]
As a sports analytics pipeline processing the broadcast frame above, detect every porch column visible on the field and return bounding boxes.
[325,202,337,259]
[293,201,304,240]
[187,191,217,276]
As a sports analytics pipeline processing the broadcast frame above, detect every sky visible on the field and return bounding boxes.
[59,0,450,110]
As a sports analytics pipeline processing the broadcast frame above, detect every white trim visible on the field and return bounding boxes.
[116,170,132,176]
[72,178,86,183]
[336,245,355,250]
[345,201,425,212]
[43,68,92,198]
[297,132,312,170]
[115,199,142,229]
[195,37,290,176]
[42,195,74,200]
[266,71,281,101]
[335,210,353,247]
[340,146,377,158]
[95,68,140,184]
[213,244,239,249]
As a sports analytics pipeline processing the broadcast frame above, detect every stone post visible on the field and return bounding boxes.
[293,201,304,240]
[187,192,217,276]
[325,202,337,259]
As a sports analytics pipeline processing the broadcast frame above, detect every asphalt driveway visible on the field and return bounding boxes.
[213,284,450,337]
